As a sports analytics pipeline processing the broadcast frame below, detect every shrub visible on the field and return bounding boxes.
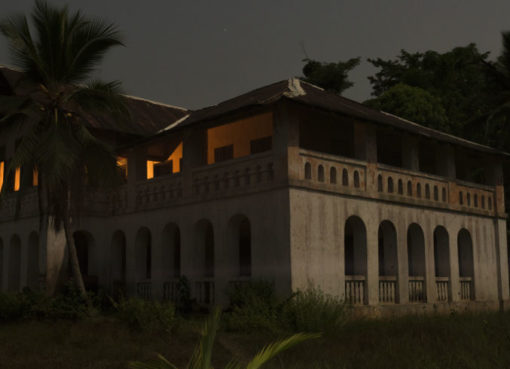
[224,280,282,333]
[281,288,350,336]
[112,297,175,332]
[174,276,193,314]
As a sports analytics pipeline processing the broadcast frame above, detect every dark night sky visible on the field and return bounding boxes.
[1,0,510,110]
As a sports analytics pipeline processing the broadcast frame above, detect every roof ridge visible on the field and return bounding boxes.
[123,94,188,111]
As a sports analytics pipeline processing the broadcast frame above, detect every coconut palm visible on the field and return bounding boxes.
[0,0,128,302]
[129,308,320,369]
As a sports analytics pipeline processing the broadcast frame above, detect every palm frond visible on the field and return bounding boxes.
[130,354,179,369]
[244,333,320,369]
[187,307,221,369]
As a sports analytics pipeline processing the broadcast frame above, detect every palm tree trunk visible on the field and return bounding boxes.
[62,189,91,309]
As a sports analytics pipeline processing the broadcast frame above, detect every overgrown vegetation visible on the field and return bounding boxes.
[224,282,350,336]
[111,297,176,333]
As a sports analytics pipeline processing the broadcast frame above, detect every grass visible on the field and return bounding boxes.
[2,310,510,369]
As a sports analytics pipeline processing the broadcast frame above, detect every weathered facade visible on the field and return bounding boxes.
[0,73,508,313]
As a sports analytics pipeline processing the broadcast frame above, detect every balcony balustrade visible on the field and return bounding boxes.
[195,279,215,305]
[460,277,473,300]
[435,277,449,302]
[409,277,425,303]
[379,276,397,303]
[345,275,365,305]
[163,279,180,302]
[136,281,152,300]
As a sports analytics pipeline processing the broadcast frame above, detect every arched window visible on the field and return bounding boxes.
[378,221,398,303]
[481,196,485,209]
[398,179,403,195]
[467,193,471,206]
[345,216,367,305]
[433,186,438,201]
[304,162,311,180]
[194,220,215,304]
[416,183,422,198]
[318,165,325,182]
[135,227,152,281]
[474,194,478,208]
[330,167,337,184]
[459,191,464,205]
[162,224,181,279]
[111,230,127,294]
[342,169,348,186]
[377,175,383,192]
[442,188,447,202]
[27,232,40,290]
[407,224,426,302]
[8,235,21,292]
[407,181,412,196]
[425,184,430,199]
[387,177,394,193]
[434,226,450,302]
[354,171,360,188]
[488,197,492,210]
[458,229,474,300]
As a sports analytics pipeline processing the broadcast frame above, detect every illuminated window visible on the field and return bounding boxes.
[207,112,273,164]
[32,168,38,187]
[14,167,20,191]
[147,142,183,179]
[0,161,3,191]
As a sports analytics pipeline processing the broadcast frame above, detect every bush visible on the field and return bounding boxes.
[224,280,282,333]
[281,288,350,335]
[112,297,175,332]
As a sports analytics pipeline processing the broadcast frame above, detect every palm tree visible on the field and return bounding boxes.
[129,308,320,369]
[0,0,128,302]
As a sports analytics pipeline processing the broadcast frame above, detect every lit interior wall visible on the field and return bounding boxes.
[33,168,38,187]
[117,157,128,179]
[0,161,3,191]
[146,142,183,179]
[14,167,20,191]
[206,112,273,164]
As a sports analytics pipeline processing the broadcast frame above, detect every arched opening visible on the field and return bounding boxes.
[407,224,426,302]
[135,227,152,299]
[442,188,447,202]
[387,177,394,193]
[345,216,367,304]
[8,235,21,292]
[377,175,383,192]
[162,224,181,279]
[111,230,127,295]
[73,231,97,291]
[354,171,360,188]
[425,184,430,199]
[433,186,438,201]
[378,221,398,303]
[318,165,325,182]
[342,169,348,186]
[27,232,40,290]
[162,224,181,301]
[417,183,422,198]
[398,179,403,195]
[228,215,252,280]
[407,181,412,196]
[330,167,337,184]
[304,162,311,180]
[195,219,215,304]
[458,229,474,300]
[434,226,450,302]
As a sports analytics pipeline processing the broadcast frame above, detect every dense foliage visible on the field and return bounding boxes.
[301,57,360,94]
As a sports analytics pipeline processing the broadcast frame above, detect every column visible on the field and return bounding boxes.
[402,134,419,171]
[366,220,379,305]
[397,223,409,304]
[127,146,147,211]
[449,230,460,302]
[424,230,436,303]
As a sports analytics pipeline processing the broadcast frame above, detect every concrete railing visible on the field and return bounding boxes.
[135,174,183,211]
[409,277,425,303]
[136,281,152,300]
[436,277,449,302]
[296,148,497,216]
[460,277,473,300]
[191,153,274,198]
[345,275,365,305]
[163,279,180,301]
[195,278,215,305]
[379,276,397,303]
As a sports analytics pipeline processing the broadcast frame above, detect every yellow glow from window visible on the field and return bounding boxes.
[33,168,38,187]
[146,142,183,179]
[14,167,20,191]
[0,161,4,192]
[207,112,273,164]
[117,157,128,178]
[147,160,156,179]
